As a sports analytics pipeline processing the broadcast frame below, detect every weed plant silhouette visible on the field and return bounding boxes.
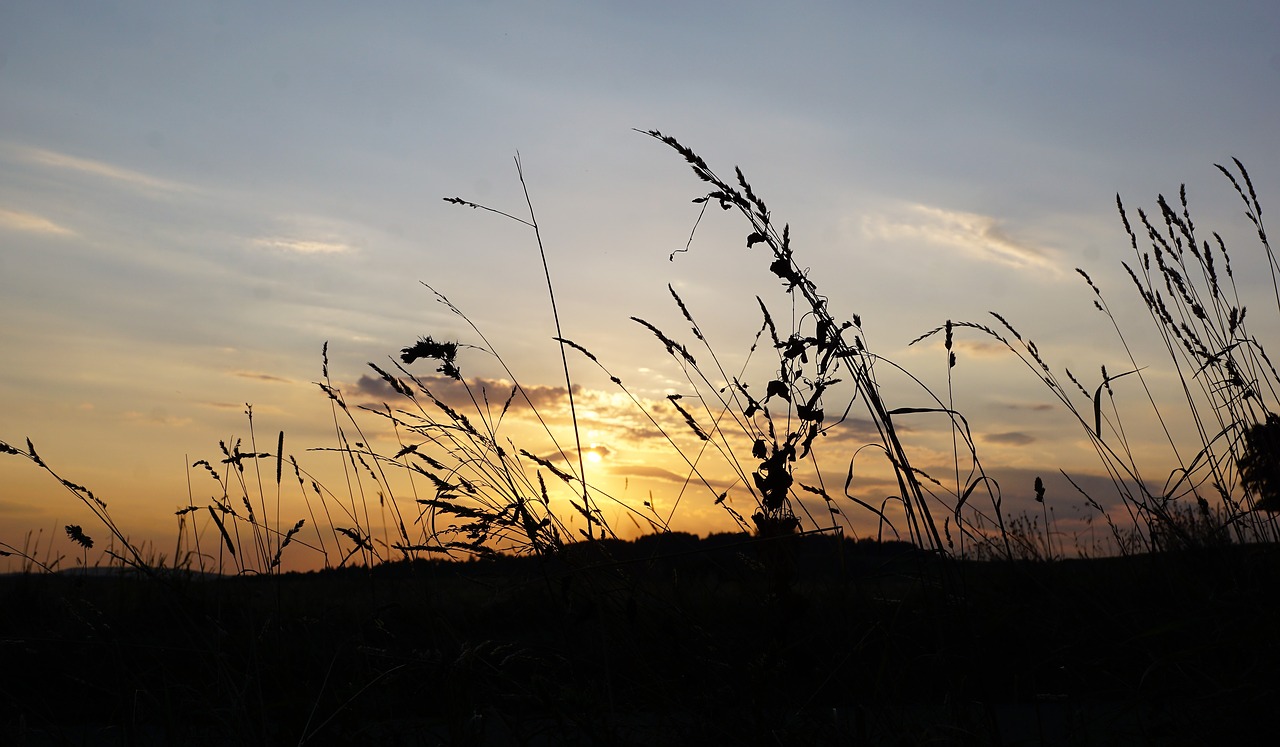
[639,130,1014,560]
[297,154,647,562]
[1239,413,1280,512]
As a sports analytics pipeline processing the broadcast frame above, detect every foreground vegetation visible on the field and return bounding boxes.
[4,135,1280,743]
[3,534,1278,745]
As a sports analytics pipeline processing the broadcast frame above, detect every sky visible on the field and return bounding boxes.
[3,1,1279,570]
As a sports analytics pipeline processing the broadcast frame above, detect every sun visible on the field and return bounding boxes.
[586,449,603,464]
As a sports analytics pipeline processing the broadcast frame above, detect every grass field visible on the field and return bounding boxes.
[3,533,1278,745]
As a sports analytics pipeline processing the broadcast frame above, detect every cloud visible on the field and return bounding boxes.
[202,402,287,415]
[999,401,1056,413]
[0,208,76,236]
[355,374,402,400]
[350,374,680,446]
[978,466,1154,517]
[910,337,1010,359]
[231,371,294,384]
[863,203,1059,274]
[353,373,574,411]
[122,408,193,428]
[608,463,736,493]
[250,237,354,255]
[246,212,376,257]
[609,463,692,483]
[820,416,910,446]
[983,431,1036,446]
[954,339,1010,358]
[553,444,613,461]
[13,145,191,195]
[511,382,579,411]
[0,499,47,521]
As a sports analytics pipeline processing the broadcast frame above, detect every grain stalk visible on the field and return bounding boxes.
[644,130,949,554]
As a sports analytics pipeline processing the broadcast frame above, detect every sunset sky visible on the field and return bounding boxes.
[3,1,1279,570]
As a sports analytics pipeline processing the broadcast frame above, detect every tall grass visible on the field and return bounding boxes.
[920,159,1280,554]
[632,131,1018,563]
[0,439,164,576]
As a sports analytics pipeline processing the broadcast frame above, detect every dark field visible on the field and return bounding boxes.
[3,533,1278,746]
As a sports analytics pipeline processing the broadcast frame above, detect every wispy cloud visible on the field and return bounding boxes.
[247,212,374,257]
[608,463,736,494]
[983,431,1036,446]
[953,339,1010,358]
[202,402,287,415]
[250,237,355,255]
[999,400,1056,413]
[0,208,76,236]
[863,204,1060,274]
[0,499,47,520]
[351,373,678,444]
[122,409,193,428]
[529,444,615,466]
[12,145,191,195]
[231,371,294,384]
[353,374,578,411]
[910,336,1012,359]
